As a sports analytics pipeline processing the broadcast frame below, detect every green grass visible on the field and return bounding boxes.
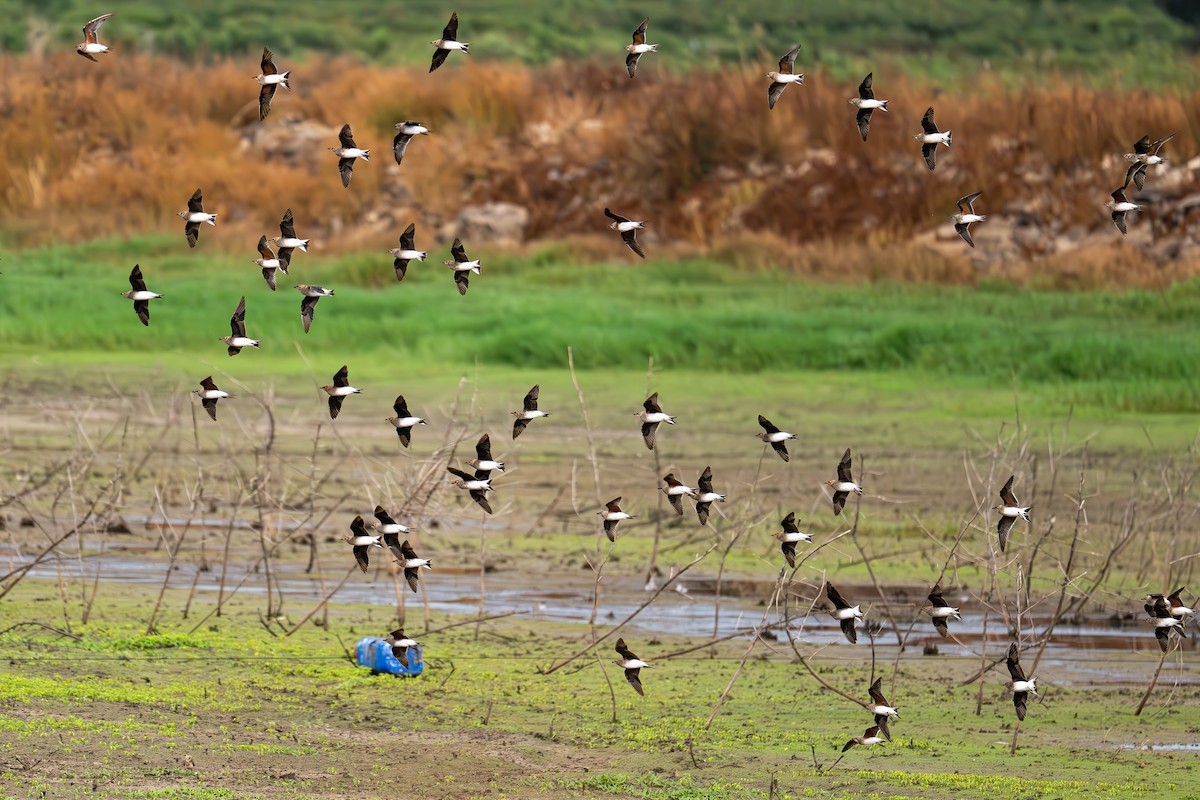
[1,584,1196,800]
[3,0,1197,84]
[4,236,1200,421]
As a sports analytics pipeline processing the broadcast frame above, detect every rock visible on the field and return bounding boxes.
[455,202,530,244]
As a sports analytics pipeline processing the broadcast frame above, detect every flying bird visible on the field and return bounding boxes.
[121,264,161,326]
[178,189,217,248]
[826,582,863,644]
[373,506,414,560]
[254,48,289,121]
[385,628,419,668]
[1146,595,1187,652]
[330,124,369,188]
[321,365,361,419]
[772,512,811,568]
[1004,643,1037,720]
[599,497,634,542]
[193,376,230,421]
[604,208,647,258]
[444,238,481,295]
[511,384,549,439]
[637,392,675,450]
[447,467,494,514]
[345,515,383,573]
[866,677,900,741]
[385,395,426,447]
[952,191,987,248]
[76,13,113,62]
[756,414,796,462]
[614,638,653,696]
[1123,133,1176,191]
[389,223,427,282]
[926,585,962,638]
[466,433,504,473]
[272,209,309,269]
[624,18,656,79]
[993,474,1031,552]
[396,539,432,593]
[660,473,696,516]
[294,284,334,334]
[914,107,952,171]
[825,448,863,515]
[219,295,260,356]
[694,466,725,526]
[430,12,469,72]
[849,72,888,141]
[393,121,430,165]
[252,236,283,291]
[766,44,803,110]
[1106,187,1142,236]
[842,726,885,753]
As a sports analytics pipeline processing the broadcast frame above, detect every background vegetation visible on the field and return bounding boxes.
[1,0,1198,83]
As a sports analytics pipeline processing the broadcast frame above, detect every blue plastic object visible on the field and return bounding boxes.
[356,636,424,676]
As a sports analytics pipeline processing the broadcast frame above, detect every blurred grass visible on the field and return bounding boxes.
[2,0,1197,85]
[3,237,1200,416]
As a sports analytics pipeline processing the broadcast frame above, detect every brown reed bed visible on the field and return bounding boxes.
[1,52,1199,287]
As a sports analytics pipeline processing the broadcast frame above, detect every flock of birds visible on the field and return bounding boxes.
[70,9,1193,756]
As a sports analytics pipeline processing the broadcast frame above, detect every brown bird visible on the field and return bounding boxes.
[218,295,260,356]
[766,44,803,110]
[193,377,230,421]
[636,392,675,450]
[447,467,494,514]
[345,515,383,573]
[598,497,634,542]
[866,678,900,741]
[841,725,885,752]
[254,47,289,121]
[1004,643,1037,721]
[694,466,725,526]
[756,414,796,462]
[926,584,962,638]
[914,107,952,171]
[604,208,646,258]
[659,473,696,516]
[444,238,481,295]
[614,638,653,695]
[329,124,369,188]
[321,365,361,420]
[178,188,217,248]
[992,474,1031,553]
[76,13,113,61]
[396,540,432,593]
[825,448,862,515]
[389,222,426,282]
[511,384,549,439]
[120,264,161,326]
[771,512,811,568]
[624,18,656,79]
[385,395,426,448]
[430,12,469,72]
[826,582,863,644]
[385,628,419,668]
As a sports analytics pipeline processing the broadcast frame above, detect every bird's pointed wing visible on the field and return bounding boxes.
[858,72,874,99]
[955,222,975,248]
[393,395,411,417]
[778,44,801,74]
[454,270,470,295]
[447,466,474,481]
[230,295,247,337]
[840,617,858,644]
[280,209,296,238]
[393,132,412,165]
[630,18,648,46]
[997,515,1015,551]
[187,188,204,213]
[338,124,355,149]
[837,448,853,482]
[826,583,848,609]
[430,48,450,72]
[258,84,277,121]
[475,433,492,461]
[999,475,1018,506]
[523,384,540,411]
[868,678,886,706]
[399,223,416,250]
[451,238,468,262]
[620,228,645,258]
[262,267,277,291]
[129,264,146,291]
[957,191,983,214]
[261,47,276,75]
[200,376,217,392]
[133,299,149,326]
[604,207,629,224]
[697,466,714,493]
[442,12,459,41]
[257,235,273,260]
[333,365,349,387]
[300,295,318,333]
[641,421,658,450]
[1006,643,1026,681]
[781,512,798,533]
[767,81,787,110]
[922,143,937,171]
[920,107,938,134]
[856,108,873,142]
[470,490,493,514]
[643,393,661,413]
[758,415,780,434]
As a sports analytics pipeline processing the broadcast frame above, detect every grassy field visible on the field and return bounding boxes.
[3,0,1196,83]
[0,583,1196,800]
[4,237,1200,420]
